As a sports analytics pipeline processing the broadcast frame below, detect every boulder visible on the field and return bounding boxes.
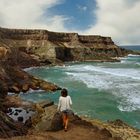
[33,105,63,131]
[33,105,89,132]
[40,81,61,91]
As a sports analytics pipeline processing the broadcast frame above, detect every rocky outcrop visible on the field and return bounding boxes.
[0,27,62,138]
[86,118,140,140]
[0,97,139,140]
[0,64,61,138]
[12,102,140,140]
[0,27,133,64]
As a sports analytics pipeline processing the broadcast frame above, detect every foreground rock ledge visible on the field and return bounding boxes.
[2,104,140,140]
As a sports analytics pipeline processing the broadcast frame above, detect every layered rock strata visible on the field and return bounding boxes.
[0,27,132,64]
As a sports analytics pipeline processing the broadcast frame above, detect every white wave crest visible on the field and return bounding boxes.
[66,64,140,80]
[128,54,140,57]
[65,63,140,112]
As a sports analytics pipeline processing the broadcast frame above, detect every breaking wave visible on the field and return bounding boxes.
[65,57,140,112]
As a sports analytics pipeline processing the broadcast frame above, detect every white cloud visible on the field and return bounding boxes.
[77,5,87,11]
[0,0,139,45]
[84,0,140,45]
[0,0,68,31]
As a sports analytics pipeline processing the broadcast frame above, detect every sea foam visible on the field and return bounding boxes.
[65,62,140,112]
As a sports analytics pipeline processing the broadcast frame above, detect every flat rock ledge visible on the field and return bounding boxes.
[2,102,140,140]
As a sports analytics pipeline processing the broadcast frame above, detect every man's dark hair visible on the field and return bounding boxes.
[61,88,68,97]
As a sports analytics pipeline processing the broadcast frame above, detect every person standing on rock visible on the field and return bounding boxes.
[57,88,73,131]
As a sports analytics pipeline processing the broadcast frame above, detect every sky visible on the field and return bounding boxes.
[0,0,139,45]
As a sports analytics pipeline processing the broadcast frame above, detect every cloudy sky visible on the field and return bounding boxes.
[0,0,139,45]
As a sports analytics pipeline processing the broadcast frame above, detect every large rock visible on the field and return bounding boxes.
[32,104,93,132]
[33,105,63,131]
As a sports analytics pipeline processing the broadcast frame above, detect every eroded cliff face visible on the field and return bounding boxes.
[0,27,130,64]
[0,28,63,138]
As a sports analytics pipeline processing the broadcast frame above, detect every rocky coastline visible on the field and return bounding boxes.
[0,27,140,140]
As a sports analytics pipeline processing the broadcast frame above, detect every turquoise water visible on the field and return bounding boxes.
[21,54,140,130]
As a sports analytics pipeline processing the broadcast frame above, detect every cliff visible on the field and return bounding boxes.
[0,27,131,64]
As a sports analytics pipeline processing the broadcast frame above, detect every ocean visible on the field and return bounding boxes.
[121,45,140,51]
[21,46,140,129]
